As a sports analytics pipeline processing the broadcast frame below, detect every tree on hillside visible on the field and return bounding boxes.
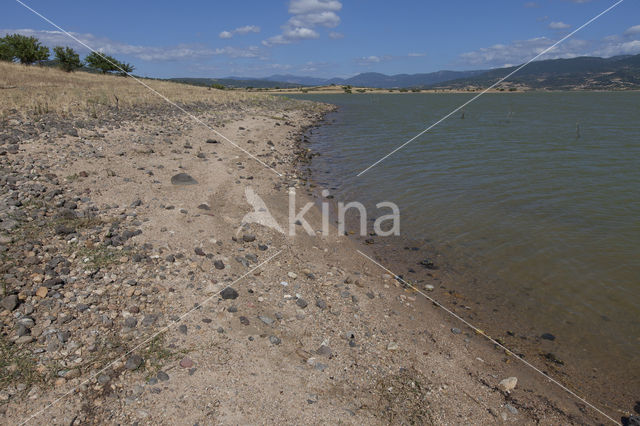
[85,51,119,73]
[0,37,14,61]
[0,34,49,64]
[53,46,82,72]
[85,51,134,76]
[118,62,134,76]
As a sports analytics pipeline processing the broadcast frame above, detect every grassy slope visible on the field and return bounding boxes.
[0,62,264,118]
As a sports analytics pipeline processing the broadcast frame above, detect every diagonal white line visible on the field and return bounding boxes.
[14,0,283,177]
[18,250,283,425]
[356,249,619,425]
[356,0,625,177]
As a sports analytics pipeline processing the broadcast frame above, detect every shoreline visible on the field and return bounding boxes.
[0,68,627,423]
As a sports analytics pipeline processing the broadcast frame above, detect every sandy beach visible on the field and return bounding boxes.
[0,63,624,424]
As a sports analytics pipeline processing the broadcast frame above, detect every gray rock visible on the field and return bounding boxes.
[125,354,143,371]
[258,316,274,325]
[17,317,35,329]
[124,317,138,328]
[16,324,30,337]
[451,328,462,335]
[97,374,110,385]
[314,363,328,372]
[242,234,256,242]
[505,404,518,415]
[170,173,198,186]
[178,324,187,335]
[221,287,239,300]
[156,371,169,381]
[315,299,327,310]
[1,295,18,311]
[269,335,281,345]
[316,345,332,357]
[296,298,308,309]
[213,260,225,270]
[141,315,157,327]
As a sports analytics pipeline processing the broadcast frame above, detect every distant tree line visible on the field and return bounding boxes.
[0,33,134,76]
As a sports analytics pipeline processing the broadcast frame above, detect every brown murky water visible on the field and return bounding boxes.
[292,91,640,411]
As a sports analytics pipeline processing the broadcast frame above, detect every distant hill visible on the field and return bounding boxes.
[222,70,486,88]
[431,54,640,90]
[172,53,640,90]
[338,70,486,88]
[168,77,302,89]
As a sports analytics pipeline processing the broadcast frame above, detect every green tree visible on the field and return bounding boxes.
[85,52,134,76]
[53,46,82,72]
[0,34,49,64]
[0,38,14,61]
[118,62,134,76]
[85,51,119,73]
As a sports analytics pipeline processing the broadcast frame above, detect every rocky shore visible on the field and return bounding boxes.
[0,90,627,424]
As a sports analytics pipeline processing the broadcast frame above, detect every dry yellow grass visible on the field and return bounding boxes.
[0,61,264,118]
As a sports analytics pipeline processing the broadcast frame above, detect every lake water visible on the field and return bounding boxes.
[290,92,640,408]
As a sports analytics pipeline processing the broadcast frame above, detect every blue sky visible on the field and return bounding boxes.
[2,0,640,79]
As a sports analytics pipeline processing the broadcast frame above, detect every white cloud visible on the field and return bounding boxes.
[0,28,261,61]
[524,2,538,7]
[263,0,342,46]
[235,25,261,35]
[362,55,381,63]
[624,25,640,36]
[289,0,342,14]
[408,52,426,57]
[328,31,344,39]
[549,21,571,30]
[356,55,392,66]
[459,29,640,68]
[219,25,260,39]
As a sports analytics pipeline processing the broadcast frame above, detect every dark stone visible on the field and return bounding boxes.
[205,139,219,144]
[296,298,308,309]
[239,316,250,325]
[242,234,256,242]
[170,173,198,186]
[315,299,327,310]
[125,354,143,370]
[197,204,211,211]
[1,295,19,311]
[451,328,462,335]
[124,317,138,328]
[258,244,268,251]
[178,324,187,334]
[221,287,239,300]
[194,247,205,256]
[214,260,225,270]
[419,259,437,270]
[543,352,564,365]
[54,224,75,235]
[541,333,556,341]
[157,371,170,381]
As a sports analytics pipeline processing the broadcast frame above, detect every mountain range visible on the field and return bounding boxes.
[170,53,640,90]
